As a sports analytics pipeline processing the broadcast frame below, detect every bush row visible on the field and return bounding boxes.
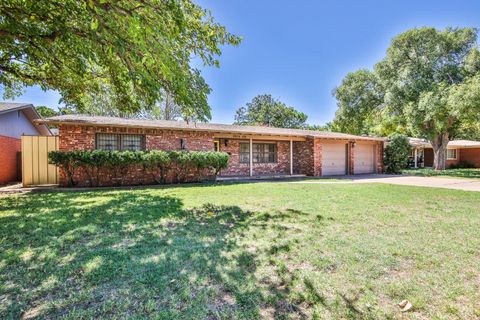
[48,150,230,186]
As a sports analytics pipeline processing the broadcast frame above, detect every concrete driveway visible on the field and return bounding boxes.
[295,174,480,192]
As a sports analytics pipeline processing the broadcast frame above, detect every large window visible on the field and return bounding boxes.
[446,149,457,160]
[239,142,277,163]
[96,134,145,151]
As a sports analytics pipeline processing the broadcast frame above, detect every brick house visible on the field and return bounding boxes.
[409,138,480,168]
[0,102,52,185]
[39,115,385,186]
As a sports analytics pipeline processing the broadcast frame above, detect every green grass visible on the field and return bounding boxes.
[403,167,480,179]
[1,182,479,319]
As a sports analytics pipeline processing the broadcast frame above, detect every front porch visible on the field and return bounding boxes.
[214,133,306,177]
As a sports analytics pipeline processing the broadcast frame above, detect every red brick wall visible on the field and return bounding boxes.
[218,139,290,176]
[58,125,215,186]
[446,158,460,168]
[375,141,384,174]
[348,142,355,175]
[459,148,480,167]
[59,125,215,151]
[312,139,323,176]
[217,139,249,176]
[57,124,386,186]
[423,148,474,168]
[293,139,314,175]
[0,135,21,184]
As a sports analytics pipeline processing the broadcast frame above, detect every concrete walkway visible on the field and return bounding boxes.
[294,174,480,192]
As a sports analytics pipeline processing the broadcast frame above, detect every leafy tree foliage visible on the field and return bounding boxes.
[35,106,58,118]
[455,122,480,141]
[137,91,182,121]
[78,87,185,120]
[305,123,334,131]
[0,0,240,121]
[332,69,385,135]
[234,94,308,128]
[384,134,411,174]
[333,27,480,169]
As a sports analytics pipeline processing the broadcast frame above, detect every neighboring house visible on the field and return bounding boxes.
[409,138,480,168]
[38,115,385,187]
[0,102,52,184]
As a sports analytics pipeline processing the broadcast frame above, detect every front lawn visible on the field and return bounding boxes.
[403,167,480,179]
[1,182,479,319]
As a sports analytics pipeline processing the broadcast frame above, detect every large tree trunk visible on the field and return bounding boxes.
[431,132,449,170]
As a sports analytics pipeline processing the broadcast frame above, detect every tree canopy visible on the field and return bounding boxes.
[332,27,480,169]
[234,94,308,128]
[35,106,58,118]
[0,0,240,121]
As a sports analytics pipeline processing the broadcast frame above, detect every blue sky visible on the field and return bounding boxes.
[2,0,480,125]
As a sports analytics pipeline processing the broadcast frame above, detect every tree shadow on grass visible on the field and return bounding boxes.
[0,191,312,319]
[0,190,379,319]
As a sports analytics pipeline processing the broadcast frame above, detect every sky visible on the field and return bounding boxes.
[2,0,480,125]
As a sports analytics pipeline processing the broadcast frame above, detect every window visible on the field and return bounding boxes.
[239,142,277,163]
[96,134,145,151]
[214,140,220,152]
[239,143,250,163]
[446,149,457,160]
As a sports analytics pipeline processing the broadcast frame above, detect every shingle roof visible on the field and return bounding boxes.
[409,138,480,148]
[0,102,33,114]
[0,102,52,135]
[448,140,480,147]
[38,114,385,141]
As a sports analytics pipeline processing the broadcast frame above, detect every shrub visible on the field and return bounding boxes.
[450,161,475,169]
[48,151,83,186]
[384,134,411,174]
[48,150,230,186]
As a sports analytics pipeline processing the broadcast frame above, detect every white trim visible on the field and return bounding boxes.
[290,140,293,175]
[249,138,253,177]
[414,148,418,168]
[446,148,457,160]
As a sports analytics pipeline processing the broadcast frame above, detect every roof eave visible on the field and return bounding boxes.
[36,119,385,142]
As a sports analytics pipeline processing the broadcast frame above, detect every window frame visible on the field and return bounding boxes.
[95,133,146,151]
[239,142,277,164]
[446,148,457,160]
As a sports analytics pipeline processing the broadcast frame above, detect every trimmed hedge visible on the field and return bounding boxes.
[48,150,229,186]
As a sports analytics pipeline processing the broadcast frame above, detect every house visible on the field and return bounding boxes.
[37,115,385,187]
[409,138,480,168]
[0,102,52,184]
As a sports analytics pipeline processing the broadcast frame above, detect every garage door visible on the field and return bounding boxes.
[322,143,347,176]
[354,144,375,174]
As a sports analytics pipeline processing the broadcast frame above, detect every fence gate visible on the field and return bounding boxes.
[21,136,59,187]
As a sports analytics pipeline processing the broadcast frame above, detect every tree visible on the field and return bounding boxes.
[36,106,58,118]
[332,69,384,135]
[0,1,240,121]
[75,87,186,121]
[455,122,480,141]
[333,27,480,169]
[234,94,308,128]
[384,134,411,173]
[137,91,183,121]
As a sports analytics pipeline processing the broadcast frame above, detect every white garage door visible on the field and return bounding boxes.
[322,143,347,176]
[355,144,375,174]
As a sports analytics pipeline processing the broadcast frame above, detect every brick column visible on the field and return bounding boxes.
[375,141,384,173]
[312,138,322,176]
[348,141,355,175]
